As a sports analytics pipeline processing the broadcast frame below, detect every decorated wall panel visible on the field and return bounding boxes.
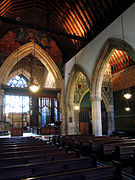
[112,66,135,92]
[74,72,89,104]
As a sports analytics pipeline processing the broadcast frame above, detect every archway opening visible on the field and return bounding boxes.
[79,92,108,135]
[90,38,135,136]
[0,42,63,136]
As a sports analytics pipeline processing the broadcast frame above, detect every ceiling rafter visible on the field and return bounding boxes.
[52,1,80,36]
[111,55,118,71]
[117,50,127,67]
[90,0,102,21]
[95,0,106,19]
[0,15,86,41]
[60,0,84,37]
[68,0,89,35]
[77,0,91,29]
[114,51,123,69]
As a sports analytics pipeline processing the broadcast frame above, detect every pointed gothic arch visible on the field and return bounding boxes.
[65,64,90,134]
[0,42,65,133]
[0,42,63,88]
[90,38,135,136]
[90,38,135,96]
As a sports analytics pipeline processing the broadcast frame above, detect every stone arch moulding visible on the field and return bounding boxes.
[7,68,30,83]
[90,38,135,96]
[79,89,90,107]
[0,42,64,88]
[79,90,110,112]
[65,64,90,134]
[101,92,110,113]
[90,38,135,136]
[66,64,90,111]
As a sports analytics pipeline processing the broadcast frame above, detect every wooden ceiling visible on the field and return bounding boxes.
[0,0,134,64]
[110,50,135,74]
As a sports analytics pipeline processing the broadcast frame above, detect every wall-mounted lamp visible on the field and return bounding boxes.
[74,105,79,110]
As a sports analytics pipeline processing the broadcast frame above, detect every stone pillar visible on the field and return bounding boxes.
[0,88,4,122]
[66,104,80,135]
[57,92,64,134]
[91,95,102,136]
[107,105,115,135]
[74,105,80,134]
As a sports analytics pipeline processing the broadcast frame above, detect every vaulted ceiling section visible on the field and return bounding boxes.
[0,0,134,64]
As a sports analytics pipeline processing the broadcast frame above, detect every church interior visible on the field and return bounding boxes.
[0,0,135,179]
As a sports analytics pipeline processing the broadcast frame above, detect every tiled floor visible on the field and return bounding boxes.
[0,132,40,138]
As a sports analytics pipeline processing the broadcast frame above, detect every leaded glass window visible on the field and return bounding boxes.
[7,75,27,88]
[5,95,29,113]
[5,75,29,113]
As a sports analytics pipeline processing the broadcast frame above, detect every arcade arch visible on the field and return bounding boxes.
[90,38,135,136]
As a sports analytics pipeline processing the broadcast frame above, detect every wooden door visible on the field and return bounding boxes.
[79,108,91,135]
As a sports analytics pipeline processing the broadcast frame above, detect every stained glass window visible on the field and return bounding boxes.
[5,75,29,113]
[7,75,27,88]
[5,95,29,113]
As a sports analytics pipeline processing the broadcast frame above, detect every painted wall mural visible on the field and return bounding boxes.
[0,28,63,76]
[112,67,135,92]
[74,72,89,104]
[73,65,114,106]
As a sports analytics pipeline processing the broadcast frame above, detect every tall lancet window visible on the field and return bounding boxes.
[5,75,29,113]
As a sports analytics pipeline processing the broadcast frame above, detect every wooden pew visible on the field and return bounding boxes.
[0,141,47,148]
[0,138,41,146]
[0,151,79,167]
[60,135,126,156]
[0,157,96,180]
[79,137,135,158]
[0,143,57,153]
[113,145,135,162]
[0,147,66,158]
[99,140,135,158]
[21,165,121,180]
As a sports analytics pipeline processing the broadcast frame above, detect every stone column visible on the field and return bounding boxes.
[107,105,115,135]
[74,105,80,134]
[0,88,4,122]
[66,104,80,135]
[91,95,102,136]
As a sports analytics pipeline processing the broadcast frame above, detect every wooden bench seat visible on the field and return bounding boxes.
[0,139,41,146]
[113,145,135,161]
[0,147,66,158]
[0,151,79,167]
[0,141,47,148]
[0,157,96,180]
[21,165,121,180]
[100,141,135,157]
[0,144,57,153]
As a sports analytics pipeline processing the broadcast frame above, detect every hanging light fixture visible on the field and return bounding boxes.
[123,69,132,99]
[125,100,130,112]
[120,13,132,99]
[28,0,39,93]
[28,54,40,93]
[29,77,40,93]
